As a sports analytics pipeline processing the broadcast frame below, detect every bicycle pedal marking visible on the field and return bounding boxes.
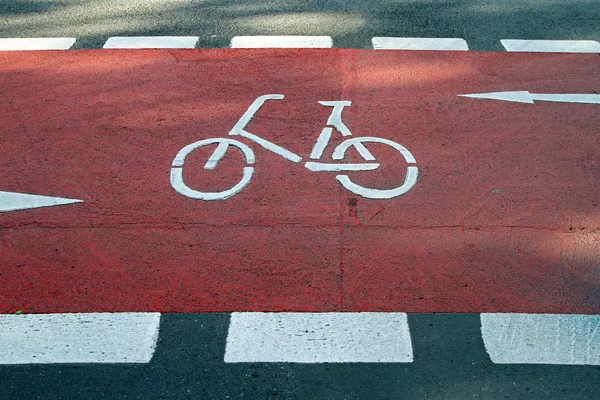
[170,95,419,201]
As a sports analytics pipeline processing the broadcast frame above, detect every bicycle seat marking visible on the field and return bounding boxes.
[170,94,418,201]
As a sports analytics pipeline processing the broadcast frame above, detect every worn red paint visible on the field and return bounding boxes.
[0,49,598,313]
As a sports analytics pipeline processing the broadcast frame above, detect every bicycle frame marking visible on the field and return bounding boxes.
[229,94,302,163]
[170,94,419,201]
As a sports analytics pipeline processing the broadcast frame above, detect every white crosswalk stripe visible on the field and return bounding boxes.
[224,312,413,363]
[481,313,600,365]
[501,39,600,52]
[0,313,160,364]
[0,38,76,51]
[103,36,199,49]
[230,36,333,48]
[372,37,469,50]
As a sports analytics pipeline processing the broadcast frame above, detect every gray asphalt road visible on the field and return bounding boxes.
[0,0,599,50]
[1,313,599,400]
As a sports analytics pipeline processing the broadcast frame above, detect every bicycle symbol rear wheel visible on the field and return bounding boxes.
[332,137,418,199]
[170,138,255,201]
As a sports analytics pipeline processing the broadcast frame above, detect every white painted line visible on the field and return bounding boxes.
[229,94,302,162]
[103,36,199,49]
[0,313,161,364]
[501,39,600,53]
[372,37,469,51]
[460,91,600,104]
[304,162,380,172]
[225,312,414,363]
[170,139,255,201]
[310,127,334,159]
[0,38,76,51]
[0,191,83,213]
[230,36,333,48]
[336,166,419,199]
[481,313,600,365]
[318,101,353,136]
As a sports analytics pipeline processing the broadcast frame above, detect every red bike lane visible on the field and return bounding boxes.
[0,49,598,314]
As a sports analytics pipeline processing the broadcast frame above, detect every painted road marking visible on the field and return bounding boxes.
[171,94,418,201]
[229,94,303,163]
[1,37,600,52]
[170,138,255,201]
[1,49,598,314]
[224,312,414,363]
[501,39,600,53]
[481,313,600,365]
[2,313,599,366]
[460,91,600,104]
[304,162,380,172]
[103,36,200,49]
[230,36,333,48]
[0,313,160,364]
[2,314,600,398]
[372,37,469,51]
[0,38,76,51]
[0,191,83,213]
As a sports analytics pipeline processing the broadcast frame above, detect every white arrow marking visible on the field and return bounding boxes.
[459,91,600,104]
[0,191,83,213]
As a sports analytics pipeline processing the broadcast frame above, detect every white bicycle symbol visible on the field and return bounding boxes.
[170,94,418,200]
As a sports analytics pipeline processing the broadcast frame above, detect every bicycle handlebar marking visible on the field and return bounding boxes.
[170,95,419,201]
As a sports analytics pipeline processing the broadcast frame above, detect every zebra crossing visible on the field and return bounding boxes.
[0,36,599,52]
[1,312,598,366]
[1,313,598,399]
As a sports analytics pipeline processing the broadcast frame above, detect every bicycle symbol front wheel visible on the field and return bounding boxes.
[170,138,255,201]
[332,137,418,199]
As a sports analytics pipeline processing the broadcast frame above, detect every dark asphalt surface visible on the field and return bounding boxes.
[0,0,599,50]
[1,314,599,399]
